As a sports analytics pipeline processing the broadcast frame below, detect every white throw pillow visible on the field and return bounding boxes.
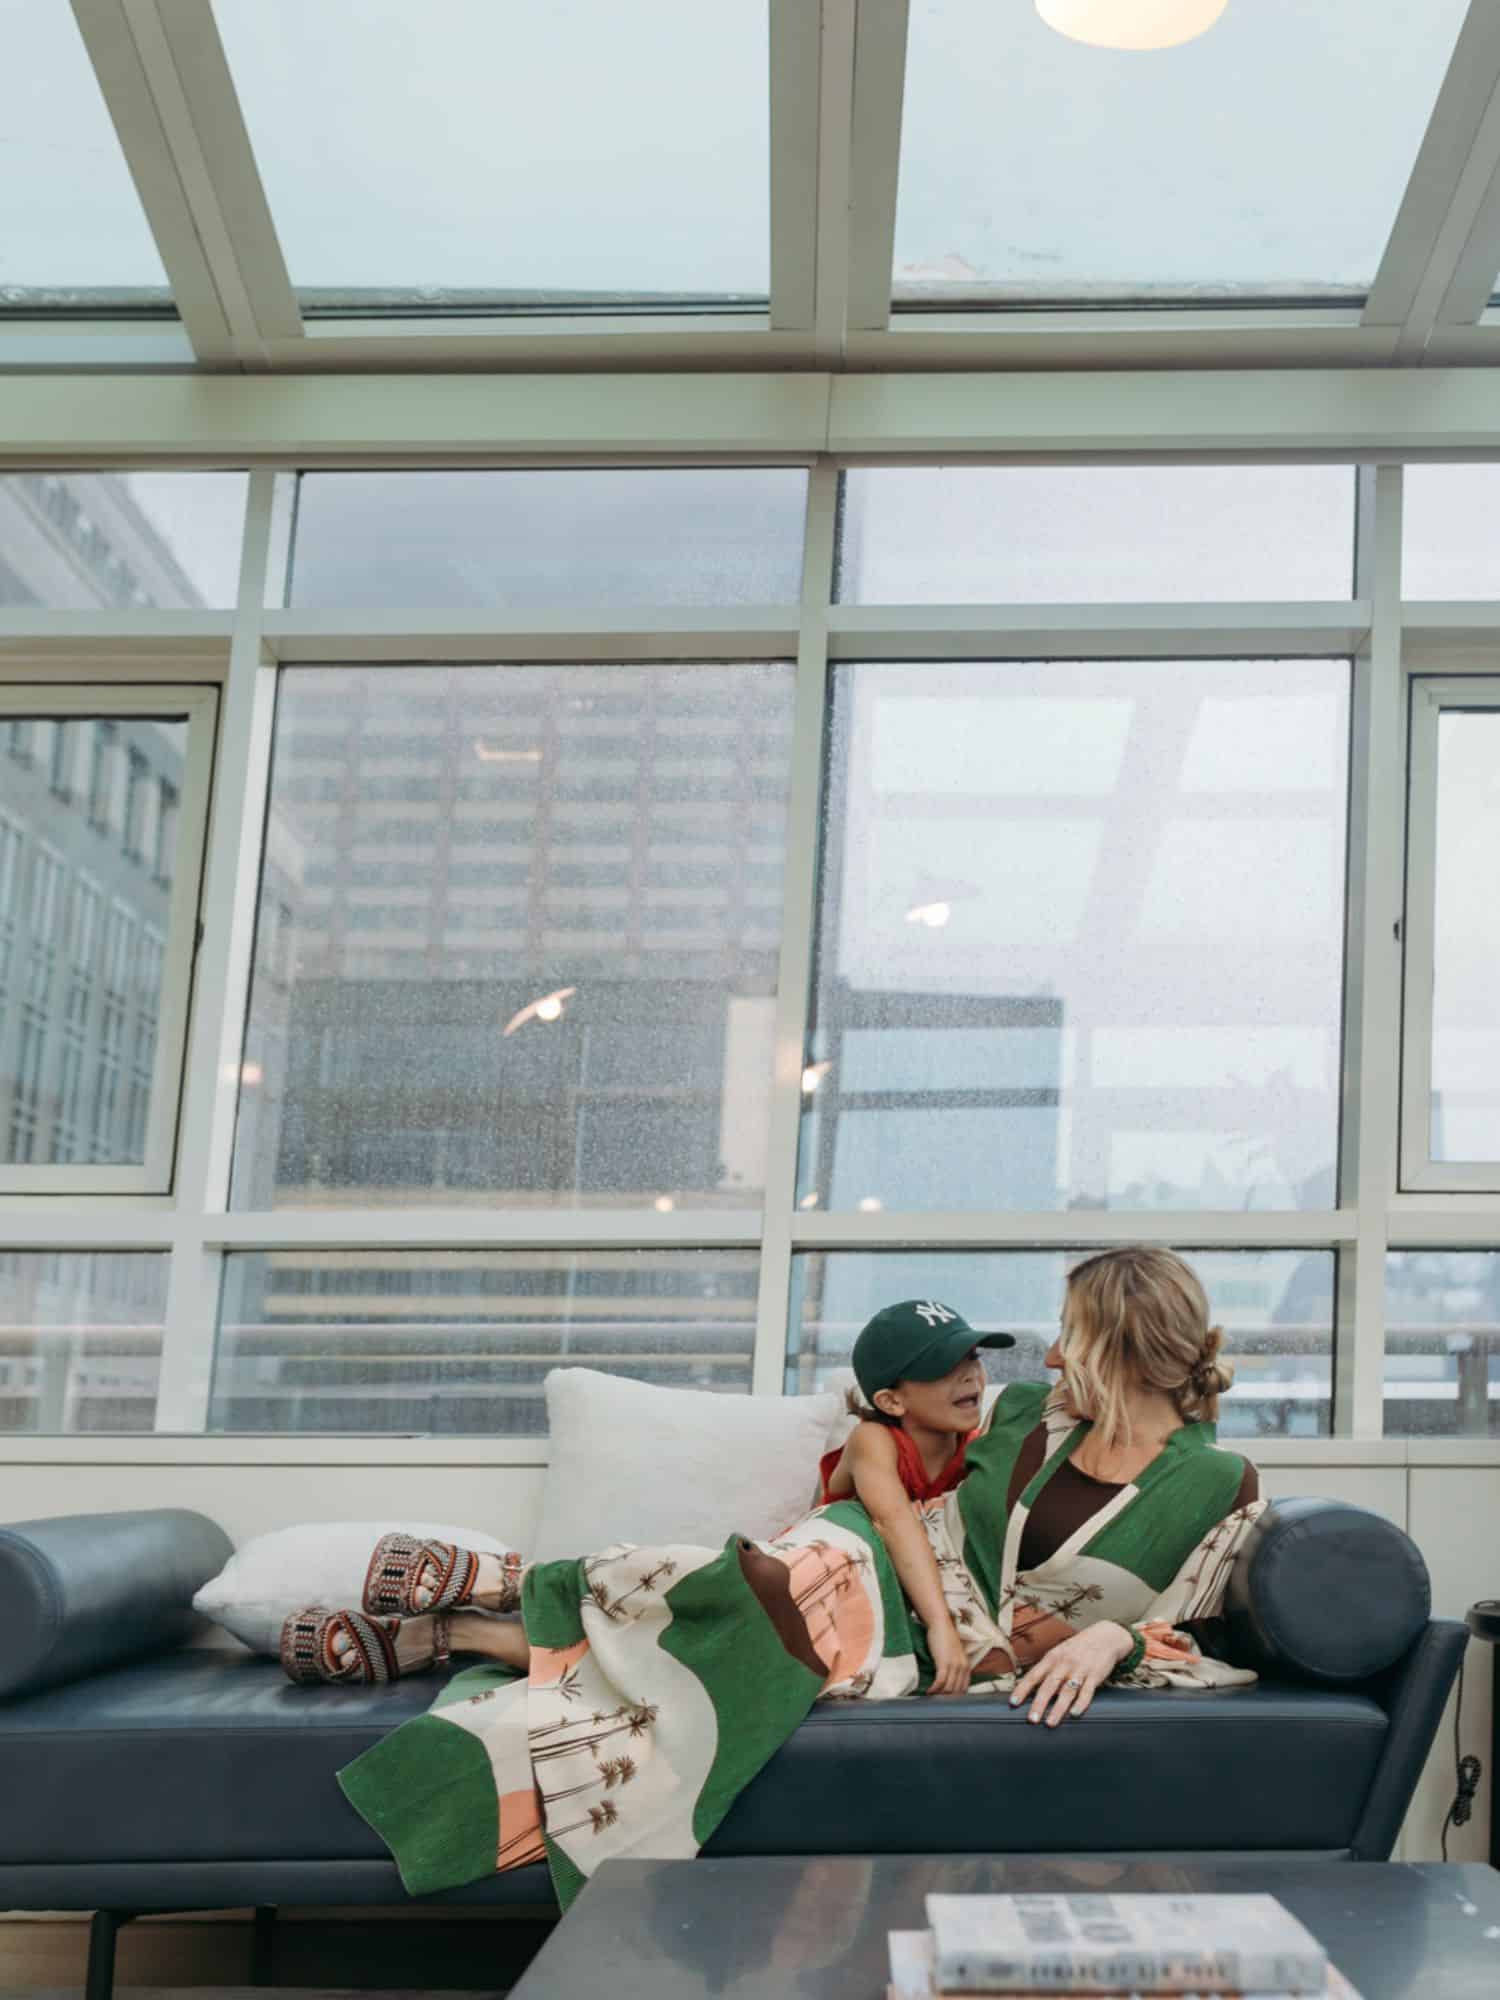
[193,1520,516,1655]
[531,1368,842,1563]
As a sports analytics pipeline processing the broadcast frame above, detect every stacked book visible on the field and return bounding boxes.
[888,1895,1361,2000]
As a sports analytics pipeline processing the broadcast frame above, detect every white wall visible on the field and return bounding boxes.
[0,1460,544,1551]
[1,1439,1493,1864]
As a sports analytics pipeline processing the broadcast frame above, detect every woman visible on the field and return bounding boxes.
[333,1247,1265,1909]
[953,1244,1262,1726]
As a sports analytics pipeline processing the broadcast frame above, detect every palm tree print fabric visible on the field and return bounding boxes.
[338,1381,1264,1909]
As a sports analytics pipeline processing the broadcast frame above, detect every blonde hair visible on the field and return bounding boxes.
[1057,1247,1234,1448]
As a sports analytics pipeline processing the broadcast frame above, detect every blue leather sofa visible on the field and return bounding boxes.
[0,1501,1467,1999]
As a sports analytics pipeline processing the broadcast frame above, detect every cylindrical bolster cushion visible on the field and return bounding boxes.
[0,1509,233,1701]
[1225,1496,1431,1685]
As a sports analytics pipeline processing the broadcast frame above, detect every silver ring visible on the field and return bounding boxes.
[1064,1677,1083,1689]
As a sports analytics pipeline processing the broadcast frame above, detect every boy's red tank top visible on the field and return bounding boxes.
[818,1421,974,1506]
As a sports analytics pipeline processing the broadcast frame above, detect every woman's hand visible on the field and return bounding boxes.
[927,1617,973,1696]
[1010,1622,1133,1726]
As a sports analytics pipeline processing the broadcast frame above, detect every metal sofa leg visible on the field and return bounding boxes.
[251,1906,277,1986]
[86,1911,136,2000]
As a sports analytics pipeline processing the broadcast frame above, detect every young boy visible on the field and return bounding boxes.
[818,1300,1014,1696]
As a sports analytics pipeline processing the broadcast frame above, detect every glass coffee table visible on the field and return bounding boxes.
[509,1854,1500,2000]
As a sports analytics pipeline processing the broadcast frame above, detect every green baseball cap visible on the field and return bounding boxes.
[852,1299,1016,1402]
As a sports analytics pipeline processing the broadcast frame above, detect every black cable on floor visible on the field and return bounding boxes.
[1441,1655,1482,1862]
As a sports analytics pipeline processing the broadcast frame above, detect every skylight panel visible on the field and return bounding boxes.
[894,0,1472,306]
[212,0,770,310]
[0,0,170,307]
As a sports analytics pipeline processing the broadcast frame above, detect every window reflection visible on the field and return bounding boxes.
[839,467,1355,603]
[0,1252,166,1435]
[233,664,792,1209]
[1386,1252,1500,1437]
[212,1249,757,1436]
[0,473,247,609]
[791,1250,1333,1439]
[801,660,1349,1214]
[1429,709,1500,1163]
[0,718,186,1167]
[286,470,805,610]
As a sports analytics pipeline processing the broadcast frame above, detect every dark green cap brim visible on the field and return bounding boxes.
[900,1326,1016,1383]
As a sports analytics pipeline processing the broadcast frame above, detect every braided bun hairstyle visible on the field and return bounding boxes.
[1186,1324,1236,1405]
[1057,1246,1236,1446]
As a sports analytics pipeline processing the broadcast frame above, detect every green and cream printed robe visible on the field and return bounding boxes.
[338,1381,1264,1908]
[933,1380,1265,1691]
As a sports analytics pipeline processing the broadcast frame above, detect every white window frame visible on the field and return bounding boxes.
[3,461,1377,1444]
[1400,672,1500,1194]
[0,684,217,1196]
[0,410,1491,1456]
[20,0,1500,379]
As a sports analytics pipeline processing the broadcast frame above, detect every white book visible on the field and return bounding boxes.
[923,1896,1329,1996]
[888,1932,1362,2000]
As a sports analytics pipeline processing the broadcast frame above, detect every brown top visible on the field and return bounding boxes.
[1017,1453,1261,1572]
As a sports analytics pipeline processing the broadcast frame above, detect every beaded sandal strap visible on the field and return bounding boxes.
[365,1532,481,1617]
[280,1605,400,1685]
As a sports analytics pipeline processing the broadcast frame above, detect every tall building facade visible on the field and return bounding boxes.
[0,472,202,1432]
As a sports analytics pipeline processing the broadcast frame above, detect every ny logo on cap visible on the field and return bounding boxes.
[914,1300,958,1327]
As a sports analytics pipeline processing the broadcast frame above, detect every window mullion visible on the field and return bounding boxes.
[1339,464,1405,1437]
[153,469,285,1433]
[752,461,839,1394]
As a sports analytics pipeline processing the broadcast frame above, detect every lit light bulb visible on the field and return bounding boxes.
[1036,0,1227,50]
[502,985,577,1036]
[858,1196,884,1213]
[654,1195,676,1213]
[905,900,952,929]
[799,1192,821,1210]
[240,1060,263,1086]
[802,1060,832,1094]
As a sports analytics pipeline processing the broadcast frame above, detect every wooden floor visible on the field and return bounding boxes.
[0,1914,556,1997]
[11,1991,514,2000]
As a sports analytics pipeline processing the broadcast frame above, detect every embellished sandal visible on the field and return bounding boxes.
[364,1532,524,1618]
[279,1604,451,1686]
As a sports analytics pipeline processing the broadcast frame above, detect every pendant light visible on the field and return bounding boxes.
[1036,1,1228,51]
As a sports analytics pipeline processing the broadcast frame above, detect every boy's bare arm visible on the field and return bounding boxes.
[819,1437,854,1506]
[846,1427,971,1694]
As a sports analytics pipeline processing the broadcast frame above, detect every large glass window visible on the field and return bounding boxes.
[6,456,1490,1449]
[213,0,770,307]
[837,467,1355,604]
[211,1249,758,1435]
[1385,1252,1500,1438]
[1428,707,1500,1165]
[801,659,1349,1214]
[285,470,805,610]
[790,1250,1334,1439]
[231,663,793,1209]
[0,695,215,1193]
[0,474,249,609]
[0,1251,167,1435]
[0,1,170,305]
[893,0,1469,305]
[1402,682,1500,1190]
[1402,466,1500,598]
